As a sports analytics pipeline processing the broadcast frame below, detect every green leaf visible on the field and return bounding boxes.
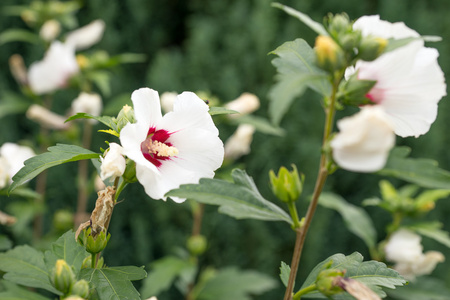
[0,29,41,45]
[269,39,331,124]
[0,235,13,251]
[43,230,88,276]
[280,262,291,288]
[208,107,238,116]
[231,114,285,136]
[379,147,450,189]
[0,92,30,119]
[140,256,195,298]
[9,144,100,193]
[79,266,146,300]
[318,193,377,250]
[269,73,325,125]
[408,222,450,248]
[166,169,293,224]
[271,3,328,36]
[387,276,450,300]
[300,252,406,299]
[194,267,277,300]
[0,280,51,300]
[0,245,60,295]
[86,70,111,96]
[65,113,119,131]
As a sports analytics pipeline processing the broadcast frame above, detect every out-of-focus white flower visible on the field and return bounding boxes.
[100,143,126,181]
[26,104,69,130]
[28,41,79,95]
[0,157,9,189]
[225,93,260,117]
[71,92,103,123]
[0,143,35,186]
[145,297,158,300]
[65,20,106,51]
[331,106,395,172]
[350,15,446,138]
[385,229,445,280]
[224,124,255,160]
[160,91,177,113]
[39,19,61,42]
[120,88,224,202]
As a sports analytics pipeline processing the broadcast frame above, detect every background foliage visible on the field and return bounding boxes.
[1,0,449,299]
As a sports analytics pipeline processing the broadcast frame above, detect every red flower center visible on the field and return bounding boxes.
[140,127,178,168]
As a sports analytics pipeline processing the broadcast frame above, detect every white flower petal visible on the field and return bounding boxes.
[0,143,35,183]
[120,123,160,175]
[131,88,162,131]
[352,16,446,138]
[331,106,395,172]
[353,15,420,40]
[100,143,126,181]
[28,41,79,95]
[65,20,105,50]
[72,92,103,121]
[160,92,218,135]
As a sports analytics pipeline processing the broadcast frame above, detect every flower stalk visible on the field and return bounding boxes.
[283,75,342,300]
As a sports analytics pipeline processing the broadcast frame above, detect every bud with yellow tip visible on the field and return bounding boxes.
[51,259,76,294]
[314,36,346,72]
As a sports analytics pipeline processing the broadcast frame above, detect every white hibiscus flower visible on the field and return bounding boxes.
[351,15,446,138]
[0,143,36,187]
[331,106,395,172]
[120,88,224,202]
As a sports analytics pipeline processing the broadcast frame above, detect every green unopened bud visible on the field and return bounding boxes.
[337,71,377,106]
[64,296,85,300]
[116,105,135,132]
[315,36,346,72]
[85,229,110,254]
[123,159,137,183]
[53,209,74,232]
[316,269,345,297]
[71,279,90,298]
[328,13,351,36]
[358,36,388,61]
[51,259,76,295]
[187,235,208,256]
[269,165,304,203]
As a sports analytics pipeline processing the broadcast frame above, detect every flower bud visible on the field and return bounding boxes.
[76,54,90,69]
[327,13,351,36]
[100,143,126,181]
[116,105,135,132]
[51,259,76,294]
[358,36,388,62]
[315,36,346,72]
[64,296,85,300]
[225,93,260,117]
[337,71,376,106]
[40,19,61,42]
[26,104,70,130]
[160,92,177,113]
[316,269,345,297]
[123,159,138,183]
[269,165,304,203]
[224,124,255,161]
[71,279,90,298]
[85,229,110,254]
[53,209,74,232]
[71,92,103,121]
[187,235,208,256]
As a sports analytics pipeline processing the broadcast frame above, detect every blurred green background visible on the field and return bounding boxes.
[1,0,450,299]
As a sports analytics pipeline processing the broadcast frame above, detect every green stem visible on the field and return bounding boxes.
[283,74,342,300]
[91,253,96,268]
[114,180,128,202]
[293,284,317,300]
[287,201,302,229]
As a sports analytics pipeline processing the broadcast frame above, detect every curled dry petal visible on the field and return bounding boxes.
[26,104,69,130]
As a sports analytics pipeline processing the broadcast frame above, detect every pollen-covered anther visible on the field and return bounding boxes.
[145,140,178,157]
